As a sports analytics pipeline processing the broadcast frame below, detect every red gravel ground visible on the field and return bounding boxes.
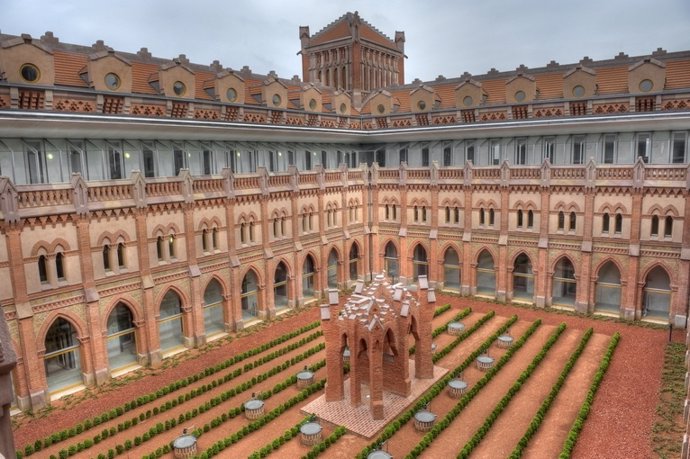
[12,295,681,458]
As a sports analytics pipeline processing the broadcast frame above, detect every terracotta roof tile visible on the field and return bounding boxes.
[434,83,456,109]
[359,24,397,51]
[131,62,159,94]
[595,66,628,94]
[309,19,352,47]
[535,72,563,100]
[194,70,215,100]
[666,59,690,90]
[483,79,506,104]
[53,51,88,87]
[389,89,410,112]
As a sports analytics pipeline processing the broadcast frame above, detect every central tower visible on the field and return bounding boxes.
[299,11,405,93]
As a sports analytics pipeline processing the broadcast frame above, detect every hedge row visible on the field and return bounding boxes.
[432,310,497,364]
[558,332,621,458]
[356,310,509,459]
[410,307,472,355]
[57,344,326,459]
[508,328,594,458]
[433,303,452,317]
[456,323,567,458]
[301,426,349,459]
[245,416,311,459]
[190,379,328,459]
[18,320,322,457]
[406,318,542,459]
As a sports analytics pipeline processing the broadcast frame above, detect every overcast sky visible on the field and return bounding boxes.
[3,0,690,83]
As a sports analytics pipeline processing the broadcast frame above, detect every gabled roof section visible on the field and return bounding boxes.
[308,12,353,46]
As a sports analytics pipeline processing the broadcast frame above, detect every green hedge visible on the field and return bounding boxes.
[508,328,593,458]
[357,310,507,459]
[18,321,322,457]
[456,323,567,458]
[405,318,542,459]
[558,332,620,458]
[246,417,311,459]
[410,307,472,355]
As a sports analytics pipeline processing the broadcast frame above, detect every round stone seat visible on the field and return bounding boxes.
[296,369,315,388]
[244,398,265,419]
[476,355,495,371]
[447,321,465,336]
[447,378,468,398]
[172,433,197,459]
[300,422,323,445]
[367,451,393,459]
[496,334,514,348]
[413,409,437,431]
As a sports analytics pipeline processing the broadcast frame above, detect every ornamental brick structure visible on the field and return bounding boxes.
[321,274,435,420]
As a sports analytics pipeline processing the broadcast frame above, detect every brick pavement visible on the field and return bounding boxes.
[301,360,447,438]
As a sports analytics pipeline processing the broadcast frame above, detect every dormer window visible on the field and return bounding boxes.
[105,72,121,90]
[514,90,526,102]
[572,85,585,98]
[463,96,473,107]
[639,79,653,92]
[20,63,40,82]
[173,81,186,96]
[272,94,282,106]
[227,88,237,102]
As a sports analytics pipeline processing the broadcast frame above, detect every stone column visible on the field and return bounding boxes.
[622,191,643,320]
[576,191,595,313]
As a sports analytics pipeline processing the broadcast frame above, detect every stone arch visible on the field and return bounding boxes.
[101,295,144,332]
[96,229,131,247]
[238,264,265,288]
[37,310,89,352]
[154,285,189,316]
[475,248,497,296]
[383,327,398,357]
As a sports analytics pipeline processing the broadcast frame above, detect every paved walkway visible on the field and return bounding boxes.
[301,360,448,438]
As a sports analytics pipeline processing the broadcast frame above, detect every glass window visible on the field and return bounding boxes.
[614,213,622,234]
[595,262,621,314]
[443,146,452,167]
[303,255,316,297]
[157,236,164,260]
[516,139,527,165]
[143,147,156,178]
[517,209,523,228]
[489,208,495,226]
[552,258,577,306]
[543,138,555,163]
[305,151,312,170]
[25,141,46,184]
[226,88,237,102]
[569,212,577,231]
[412,244,428,282]
[327,249,338,288]
[117,243,125,268]
[490,140,501,165]
[603,134,616,164]
[108,145,123,180]
[20,63,40,82]
[443,248,461,290]
[421,147,429,167]
[672,133,686,164]
[274,262,289,309]
[203,150,213,175]
[55,252,65,280]
[173,149,185,176]
[168,234,175,258]
[173,81,186,96]
[384,242,399,281]
[527,210,534,228]
[637,133,651,162]
[479,208,485,225]
[664,216,673,238]
[103,245,111,271]
[651,215,659,237]
[513,253,534,300]
[602,213,610,233]
[476,251,495,296]
[572,136,585,165]
[159,291,184,351]
[44,318,82,391]
[349,244,359,281]
[399,148,408,164]
[558,211,565,230]
[106,304,137,370]
[321,151,327,168]
[203,279,225,336]
[104,73,120,90]
[38,255,48,283]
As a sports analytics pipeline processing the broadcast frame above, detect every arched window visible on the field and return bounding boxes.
[158,291,184,352]
[38,255,48,284]
[327,249,339,288]
[615,213,623,234]
[273,218,280,238]
[249,221,255,242]
[479,208,485,225]
[412,245,428,282]
[489,208,495,226]
[558,211,565,230]
[643,267,671,321]
[202,229,208,252]
[106,304,137,370]
[212,228,218,250]
[527,210,534,228]
[651,215,659,236]
[422,206,427,222]
[454,207,460,223]
[303,255,316,298]
[552,258,577,307]
[274,262,289,309]
[241,270,259,320]
[157,236,164,260]
[594,262,621,314]
[513,253,534,301]
[44,318,81,391]
[385,204,390,220]
[55,252,65,280]
[664,216,673,238]
[445,206,450,223]
[569,212,577,231]
[443,248,461,291]
[517,209,523,228]
[117,242,125,268]
[602,213,610,233]
[349,244,359,281]
[302,213,308,232]
[168,234,176,259]
[384,242,399,281]
[281,217,286,236]
[392,205,397,220]
[203,279,225,336]
[308,212,314,230]
[414,206,419,222]
[476,251,496,296]
[103,245,111,271]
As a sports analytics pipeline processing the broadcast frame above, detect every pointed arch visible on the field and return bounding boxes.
[594,259,622,314]
[411,243,429,282]
[241,268,261,320]
[383,239,400,280]
[274,260,291,309]
[642,264,672,321]
[302,253,318,298]
[442,245,461,291]
[512,252,534,301]
[552,256,577,307]
[348,241,361,281]
[42,315,85,392]
[476,249,496,296]
[203,278,226,336]
[105,302,139,370]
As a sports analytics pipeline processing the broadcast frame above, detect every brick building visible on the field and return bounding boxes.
[0,12,689,412]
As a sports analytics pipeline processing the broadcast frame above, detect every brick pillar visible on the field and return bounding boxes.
[323,305,344,402]
[369,336,384,420]
[415,280,434,379]
[369,180,379,278]
[429,184,439,283]
[622,192,643,320]
[182,205,203,346]
[259,196,274,319]
[461,184,473,295]
[349,327,362,406]
[398,183,408,284]
[535,188,551,307]
[673,192,690,327]
[496,187,510,302]
[576,191,595,313]
[225,197,240,330]
[135,211,159,366]
[264,258,276,318]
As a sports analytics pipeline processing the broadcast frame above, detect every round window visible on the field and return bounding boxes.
[104,72,120,90]
[417,100,426,111]
[309,98,317,110]
[639,79,653,92]
[339,102,347,114]
[514,90,526,102]
[173,81,186,96]
[463,95,473,107]
[272,94,282,106]
[226,87,237,102]
[572,85,585,98]
[377,104,385,114]
[20,63,40,82]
